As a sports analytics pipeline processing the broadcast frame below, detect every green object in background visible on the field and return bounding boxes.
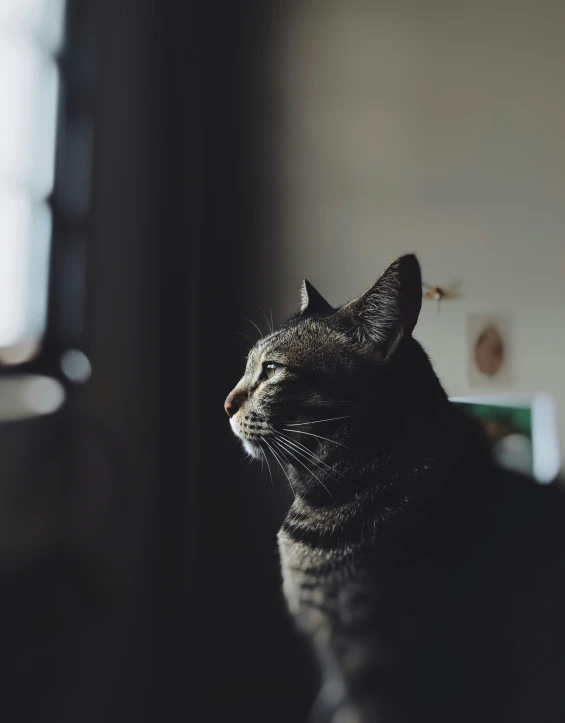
[453,402,532,436]
[453,401,534,476]
[451,394,561,484]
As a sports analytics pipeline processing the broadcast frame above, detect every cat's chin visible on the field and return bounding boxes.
[240,439,262,459]
[229,420,263,459]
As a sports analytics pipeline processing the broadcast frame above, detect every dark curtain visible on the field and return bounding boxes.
[192,2,318,721]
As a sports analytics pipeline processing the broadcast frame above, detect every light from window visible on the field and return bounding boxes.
[0,0,66,355]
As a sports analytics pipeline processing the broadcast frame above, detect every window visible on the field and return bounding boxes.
[0,0,66,361]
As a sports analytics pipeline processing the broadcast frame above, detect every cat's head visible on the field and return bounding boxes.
[225,255,438,466]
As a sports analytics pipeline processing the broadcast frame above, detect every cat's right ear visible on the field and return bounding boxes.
[335,254,422,356]
[299,279,333,315]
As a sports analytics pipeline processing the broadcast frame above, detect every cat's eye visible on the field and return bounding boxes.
[265,362,283,379]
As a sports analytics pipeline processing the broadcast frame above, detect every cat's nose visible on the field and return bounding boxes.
[224,397,236,417]
[224,391,244,417]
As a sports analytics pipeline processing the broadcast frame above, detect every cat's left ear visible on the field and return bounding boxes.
[336,254,422,354]
[299,279,333,315]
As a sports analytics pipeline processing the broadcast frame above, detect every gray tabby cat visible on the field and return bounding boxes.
[225,254,565,723]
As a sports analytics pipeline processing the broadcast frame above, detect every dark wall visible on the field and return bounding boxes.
[0,1,316,721]
[196,2,318,721]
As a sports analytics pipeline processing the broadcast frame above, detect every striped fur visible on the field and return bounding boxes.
[225,254,565,723]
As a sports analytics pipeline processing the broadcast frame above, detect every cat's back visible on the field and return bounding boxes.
[279,464,565,722]
[450,469,565,722]
[466,467,565,588]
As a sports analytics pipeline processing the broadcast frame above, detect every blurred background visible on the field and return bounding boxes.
[0,0,564,721]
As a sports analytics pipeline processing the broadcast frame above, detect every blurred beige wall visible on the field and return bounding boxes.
[272,0,565,466]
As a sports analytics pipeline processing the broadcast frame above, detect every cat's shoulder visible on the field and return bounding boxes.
[478,467,565,565]
[490,467,565,521]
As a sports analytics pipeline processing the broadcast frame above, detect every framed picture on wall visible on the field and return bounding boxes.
[466,314,513,388]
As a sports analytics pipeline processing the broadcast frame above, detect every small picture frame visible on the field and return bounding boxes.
[467,313,513,388]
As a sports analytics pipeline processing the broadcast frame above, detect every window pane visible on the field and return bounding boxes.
[0,39,59,196]
[0,0,67,53]
[0,0,66,356]
[0,191,51,349]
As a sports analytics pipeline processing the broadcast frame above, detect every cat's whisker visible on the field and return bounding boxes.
[275,435,343,488]
[272,441,292,470]
[276,432,323,460]
[244,316,264,339]
[277,430,331,459]
[275,435,329,479]
[258,441,274,487]
[262,437,296,495]
[283,428,351,449]
[273,440,334,500]
[260,306,273,335]
[276,432,350,483]
[272,439,333,499]
[284,415,354,427]
[228,331,254,344]
[270,308,274,335]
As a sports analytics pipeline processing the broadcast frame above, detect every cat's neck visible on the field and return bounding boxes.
[284,406,492,550]
[284,338,479,506]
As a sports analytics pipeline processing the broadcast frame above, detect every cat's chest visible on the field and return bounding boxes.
[277,520,449,638]
[278,528,320,617]
[277,527,367,629]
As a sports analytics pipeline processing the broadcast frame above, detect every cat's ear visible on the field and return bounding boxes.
[299,279,333,315]
[337,254,422,354]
